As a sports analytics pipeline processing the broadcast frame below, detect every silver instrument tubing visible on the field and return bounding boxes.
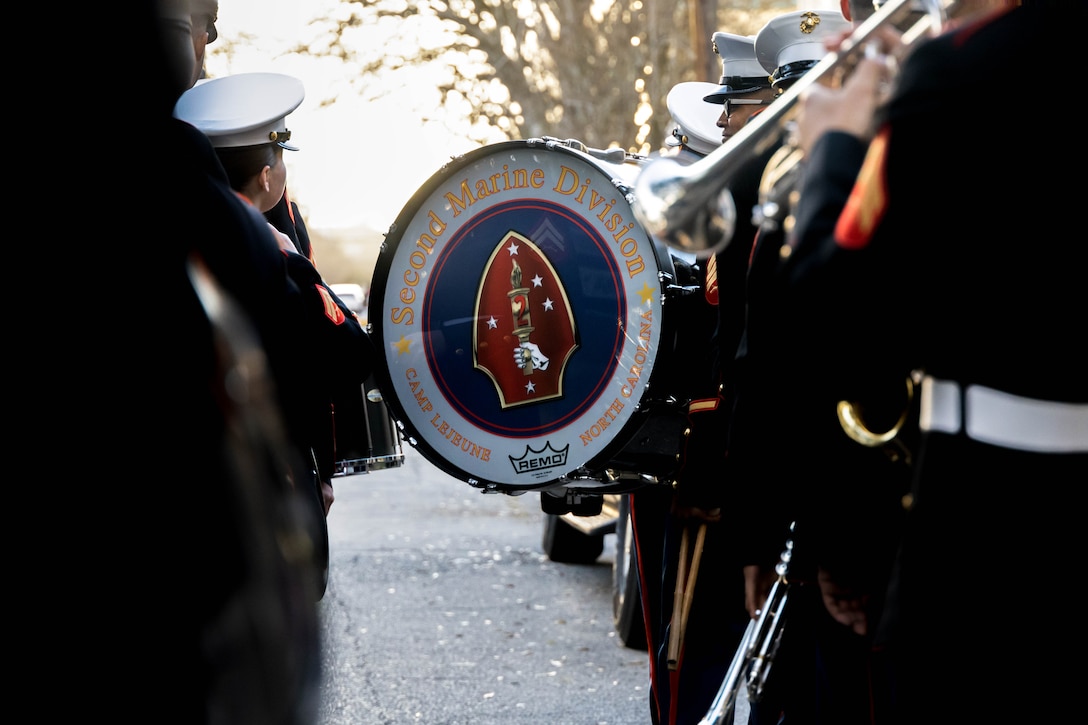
[697,619,756,725]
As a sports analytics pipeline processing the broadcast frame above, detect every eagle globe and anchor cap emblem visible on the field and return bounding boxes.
[799,10,821,33]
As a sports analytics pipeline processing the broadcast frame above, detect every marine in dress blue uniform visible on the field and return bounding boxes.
[778,2,1087,722]
[635,30,782,725]
[125,4,325,722]
[176,72,378,598]
[717,8,905,725]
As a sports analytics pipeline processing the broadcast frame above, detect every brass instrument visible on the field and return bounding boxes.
[837,376,914,448]
[631,0,954,256]
[837,373,919,467]
[698,535,794,725]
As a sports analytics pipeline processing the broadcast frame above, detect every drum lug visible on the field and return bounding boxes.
[664,283,701,299]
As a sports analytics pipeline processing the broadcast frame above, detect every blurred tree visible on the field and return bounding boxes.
[291,0,785,156]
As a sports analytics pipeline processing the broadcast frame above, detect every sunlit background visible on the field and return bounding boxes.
[203,0,836,288]
[206,0,504,234]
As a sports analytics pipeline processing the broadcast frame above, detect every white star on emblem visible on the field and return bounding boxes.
[543,298,554,311]
[531,274,544,287]
[487,316,498,329]
[525,381,536,394]
[506,240,520,255]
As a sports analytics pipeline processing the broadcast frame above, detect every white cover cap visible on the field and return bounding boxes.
[754,10,851,87]
[703,32,772,103]
[664,82,722,156]
[174,72,305,150]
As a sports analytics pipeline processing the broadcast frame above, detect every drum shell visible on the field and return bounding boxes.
[330,373,405,478]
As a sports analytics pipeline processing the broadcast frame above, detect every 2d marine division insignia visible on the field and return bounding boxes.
[474,231,579,407]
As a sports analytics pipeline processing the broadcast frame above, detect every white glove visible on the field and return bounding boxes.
[514,341,550,371]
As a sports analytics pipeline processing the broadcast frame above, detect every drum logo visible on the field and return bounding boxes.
[473,231,578,408]
[376,141,667,490]
[509,441,569,474]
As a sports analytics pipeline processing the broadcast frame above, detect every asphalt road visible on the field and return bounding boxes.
[315,445,656,725]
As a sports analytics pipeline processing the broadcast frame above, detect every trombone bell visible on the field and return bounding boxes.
[632,156,737,258]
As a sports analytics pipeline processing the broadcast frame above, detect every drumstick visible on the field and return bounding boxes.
[678,523,707,648]
[667,526,691,669]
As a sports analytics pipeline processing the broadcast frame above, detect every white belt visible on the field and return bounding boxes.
[919,376,1088,453]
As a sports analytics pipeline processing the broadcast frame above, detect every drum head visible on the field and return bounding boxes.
[371,140,673,493]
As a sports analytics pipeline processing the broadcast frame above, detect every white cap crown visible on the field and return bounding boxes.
[754,10,851,87]
[175,72,305,150]
[703,32,773,103]
[665,82,721,156]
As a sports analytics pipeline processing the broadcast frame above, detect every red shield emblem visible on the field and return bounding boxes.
[473,231,579,407]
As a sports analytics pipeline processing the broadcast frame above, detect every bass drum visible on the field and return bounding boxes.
[370,139,696,495]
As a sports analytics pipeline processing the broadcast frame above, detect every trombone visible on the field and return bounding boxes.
[630,0,955,257]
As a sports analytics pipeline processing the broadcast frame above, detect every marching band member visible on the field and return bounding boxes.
[133,2,326,721]
[635,29,783,725]
[175,72,378,596]
[776,0,1085,721]
[703,32,779,146]
[636,71,750,725]
[717,6,911,725]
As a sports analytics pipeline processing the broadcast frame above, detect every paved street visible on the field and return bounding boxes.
[316,445,656,724]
